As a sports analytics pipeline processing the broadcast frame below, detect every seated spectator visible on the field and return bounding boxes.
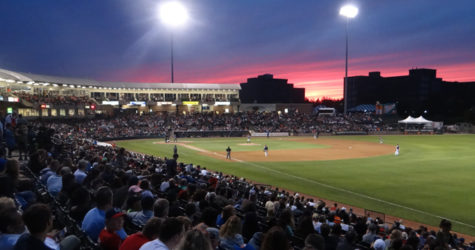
[13,204,52,250]
[219,215,245,250]
[82,186,127,242]
[99,208,127,250]
[140,217,184,250]
[303,233,325,250]
[335,230,357,250]
[216,205,235,228]
[120,217,162,250]
[128,196,154,227]
[260,226,291,250]
[362,223,379,245]
[73,160,88,184]
[176,229,213,250]
[372,239,385,250]
[0,160,36,209]
[46,167,72,197]
[153,198,169,219]
[0,208,26,250]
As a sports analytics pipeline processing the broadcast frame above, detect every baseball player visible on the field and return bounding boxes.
[226,146,231,159]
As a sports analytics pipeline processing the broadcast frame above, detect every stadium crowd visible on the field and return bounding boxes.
[27,111,393,140]
[0,112,470,250]
[14,93,91,107]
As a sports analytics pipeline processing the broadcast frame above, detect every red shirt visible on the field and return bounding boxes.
[119,232,151,250]
[99,229,123,250]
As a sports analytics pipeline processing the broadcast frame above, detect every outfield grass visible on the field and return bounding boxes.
[116,134,475,235]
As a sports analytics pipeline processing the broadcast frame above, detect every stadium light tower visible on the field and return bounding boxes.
[339,4,358,114]
[159,1,189,83]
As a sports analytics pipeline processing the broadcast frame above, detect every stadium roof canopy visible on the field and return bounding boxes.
[0,68,240,90]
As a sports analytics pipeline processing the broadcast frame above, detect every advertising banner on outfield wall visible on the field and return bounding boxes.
[250,132,289,137]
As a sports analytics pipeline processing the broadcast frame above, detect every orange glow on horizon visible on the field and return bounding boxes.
[101,60,475,101]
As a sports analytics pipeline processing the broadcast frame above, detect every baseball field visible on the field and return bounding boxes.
[115,134,475,235]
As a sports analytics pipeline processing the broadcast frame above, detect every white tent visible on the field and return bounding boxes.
[413,116,432,124]
[398,116,432,124]
[398,116,416,124]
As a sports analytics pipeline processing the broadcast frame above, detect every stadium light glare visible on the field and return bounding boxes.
[159,1,189,28]
[339,4,358,18]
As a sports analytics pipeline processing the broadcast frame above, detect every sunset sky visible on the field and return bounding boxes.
[0,0,474,100]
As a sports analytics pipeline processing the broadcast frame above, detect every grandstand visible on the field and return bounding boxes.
[0,67,240,117]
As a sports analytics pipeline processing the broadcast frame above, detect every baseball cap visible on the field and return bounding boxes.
[106,208,125,220]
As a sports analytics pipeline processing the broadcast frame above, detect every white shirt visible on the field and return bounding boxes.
[140,239,169,250]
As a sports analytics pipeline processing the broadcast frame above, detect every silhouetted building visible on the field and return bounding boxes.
[346,68,475,119]
[240,74,305,103]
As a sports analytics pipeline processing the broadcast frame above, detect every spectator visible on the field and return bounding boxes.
[206,227,220,250]
[335,230,357,250]
[120,217,162,250]
[140,217,184,250]
[260,226,291,250]
[46,167,72,197]
[82,186,127,242]
[153,198,169,219]
[0,160,36,209]
[219,215,244,250]
[216,204,235,228]
[372,239,385,250]
[303,233,325,250]
[13,203,79,250]
[0,208,26,250]
[74,160,88,184]
[5,124,16,158]
[176,229,213,250]
[15,124,28,161]
[39,160,61,185]
[99,208,127,250]
[384,229,402,250]
[362,223,379,245]
[128,196,155,227]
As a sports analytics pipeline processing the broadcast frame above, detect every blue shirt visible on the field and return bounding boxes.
[73,169,87,184]
[127,210,153,227]
[81,207,127,242]
[0,234,22,250]
[40,168,55,185]
[46,174,62,196]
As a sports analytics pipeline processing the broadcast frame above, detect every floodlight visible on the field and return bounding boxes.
[339,5,358,18]
[159,1,189,28]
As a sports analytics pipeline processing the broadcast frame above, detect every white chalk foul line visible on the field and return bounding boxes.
[184,144,475,229]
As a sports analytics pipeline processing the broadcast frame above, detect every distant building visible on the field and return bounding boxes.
[240,74,305,103]
[346,68,475,117]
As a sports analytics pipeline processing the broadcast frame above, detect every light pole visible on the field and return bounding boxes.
[159,1,189,83]
[339,4,358,114]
